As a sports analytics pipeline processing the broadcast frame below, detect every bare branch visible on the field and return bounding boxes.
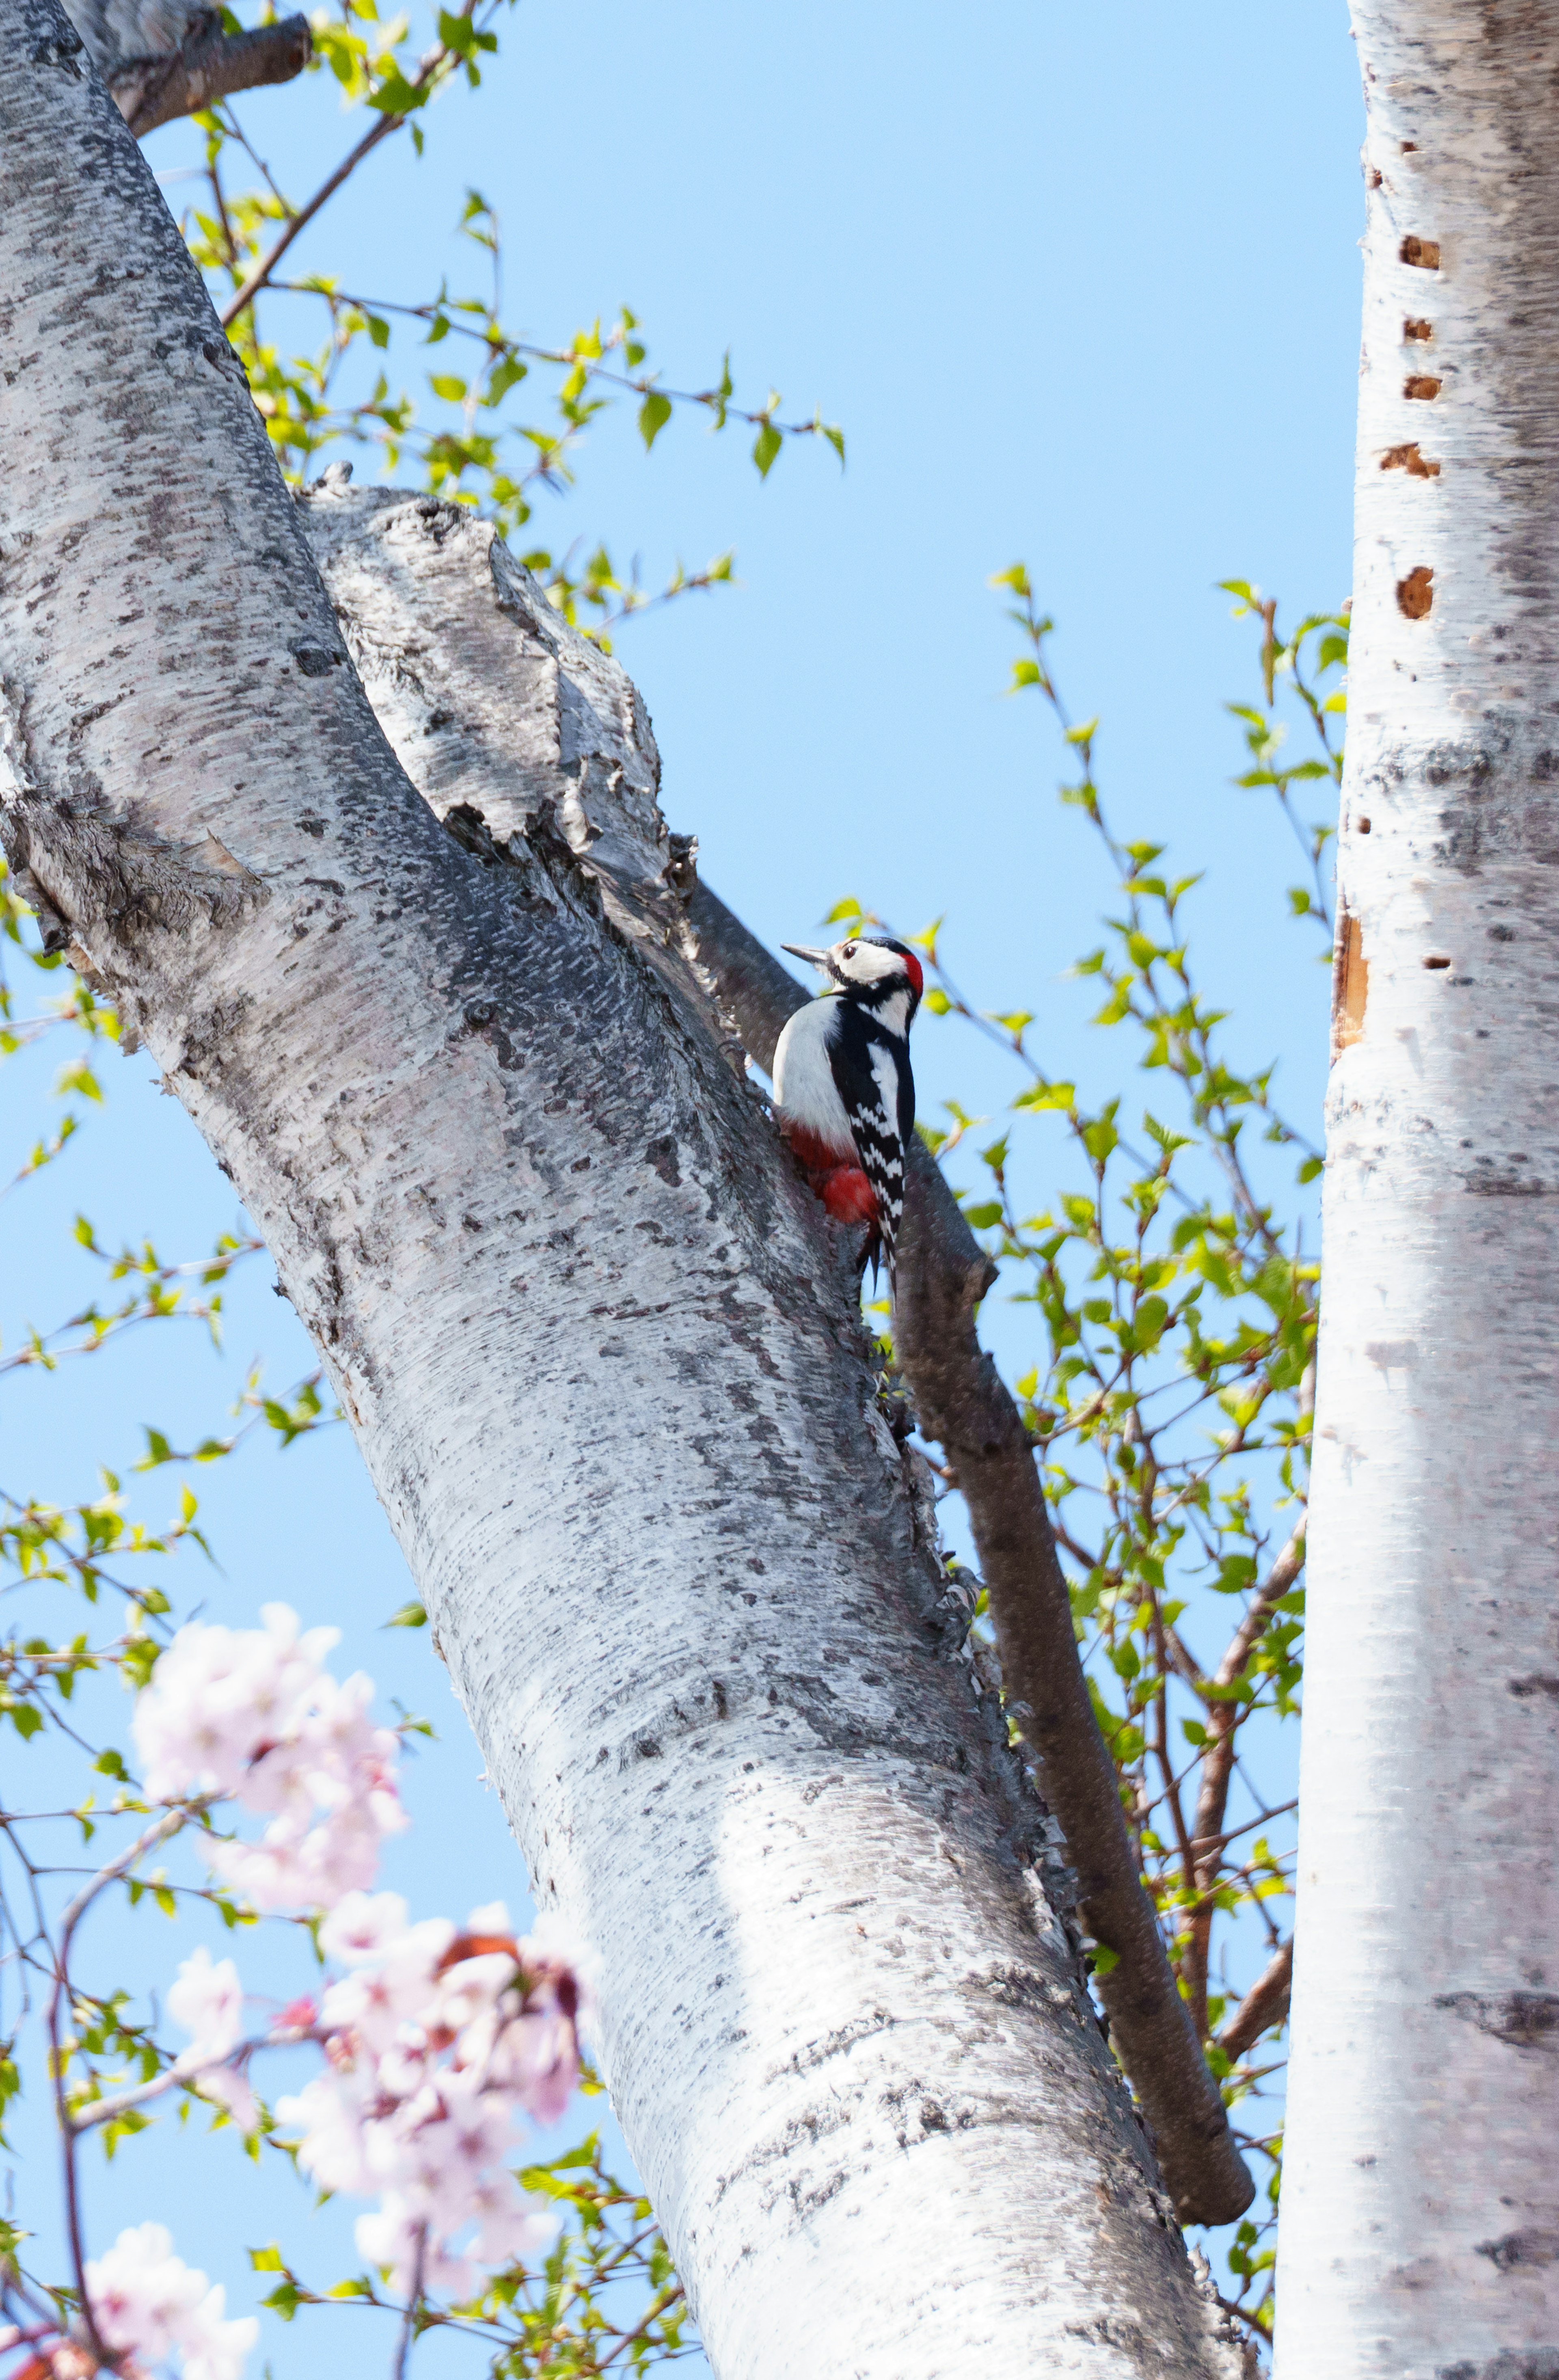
[1220,1939,1292,2063]
[113,13,310,138]
[1183,1526,1306,2036]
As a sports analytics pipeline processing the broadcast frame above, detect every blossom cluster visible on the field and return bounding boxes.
[278,1892,582,2298]
[132,1603,406,1910]
[92,1606,589,2378]
[83,2225,257,2380]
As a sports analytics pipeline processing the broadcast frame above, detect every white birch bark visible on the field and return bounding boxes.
[1278,8,1559,2372]
[0,11,1248,2373]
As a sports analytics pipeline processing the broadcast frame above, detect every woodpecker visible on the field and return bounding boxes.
[772,932,922,1287]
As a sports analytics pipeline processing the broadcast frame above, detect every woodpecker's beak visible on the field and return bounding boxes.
[782,943,832,972]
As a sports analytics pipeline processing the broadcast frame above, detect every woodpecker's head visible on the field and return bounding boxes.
[782,933,924,1028]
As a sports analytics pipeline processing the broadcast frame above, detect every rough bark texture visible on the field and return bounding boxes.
[63,0,309,134]
[675,881,1252,2228]
[0,10,1248,2371]
[1278,8,1559,2372]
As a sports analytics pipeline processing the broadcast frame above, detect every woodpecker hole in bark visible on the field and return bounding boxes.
[1367,166,1383,189]
[1424,955,1452,969]
[1358,818,1372,834]
[1382,443,1440,478]
[1397,566,1435,618]
[1404,317,1433,341]
[1400,235,1441,269]
[1404,375,1442,400]
[1332,910,1369,1058]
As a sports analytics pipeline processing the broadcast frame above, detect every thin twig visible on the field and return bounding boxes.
[392,2225,428,2380]
[221,0,493,328]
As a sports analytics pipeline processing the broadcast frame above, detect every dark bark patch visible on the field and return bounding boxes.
[1508,1675,1559,1699]
[1401,234,1441,268]
[1438,2356,1559,2380]
[1405,375,1443,399]
[1476,2231,1559,2272]
[1436,1989,1559,2050]
[290,642,344,677]
[1404,317,1434,340]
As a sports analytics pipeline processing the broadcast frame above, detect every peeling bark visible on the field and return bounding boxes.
[1279,6,1559,2372]
[0,11,1249,2370]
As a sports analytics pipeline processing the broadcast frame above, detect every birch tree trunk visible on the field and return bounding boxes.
[296,487,1255,2235]
[1278,6,1559,2371]
[0,10,1248,2372]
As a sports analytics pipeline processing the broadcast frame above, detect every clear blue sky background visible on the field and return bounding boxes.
[4,4,1361,2368]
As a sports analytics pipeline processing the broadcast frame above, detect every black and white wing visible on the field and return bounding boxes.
[825,1008,909,1281]
[859,1040,910,1277]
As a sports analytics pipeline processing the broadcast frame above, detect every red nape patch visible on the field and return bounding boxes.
[820,1166,878,1225]
[782,1121,855,1173]
[902,951,924,998]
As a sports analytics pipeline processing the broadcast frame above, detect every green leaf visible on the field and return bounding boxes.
[752,421,782,479]
[386,1601,428,1629]
[367,66,428,113]
[429,373,467,402]
[637,391,672,450]
[486,354,527,404]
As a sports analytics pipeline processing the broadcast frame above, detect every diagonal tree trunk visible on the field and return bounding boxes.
[296,475,1255,2232]
[1278,5,1559,2371]
[0,9,1248,2369]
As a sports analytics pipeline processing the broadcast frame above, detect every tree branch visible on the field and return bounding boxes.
[1183,1526,1306,2038]
[678,875,1253,2229]
[1219,1939,1292,2064]
[112,13,310,138]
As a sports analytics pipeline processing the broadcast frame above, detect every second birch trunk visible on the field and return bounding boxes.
[1279,5,1559,2370]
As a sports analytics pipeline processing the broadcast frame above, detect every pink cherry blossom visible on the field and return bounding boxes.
[318,1889,410,1967]
[273,1904,584,2298]
[167,1950,243,2067]
[133,1605,406,1915]
[85,2223,257,2380]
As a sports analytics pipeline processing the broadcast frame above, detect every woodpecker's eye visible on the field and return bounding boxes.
[842,941,857,958]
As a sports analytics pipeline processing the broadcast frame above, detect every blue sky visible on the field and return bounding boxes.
[4,3,1361,2367]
